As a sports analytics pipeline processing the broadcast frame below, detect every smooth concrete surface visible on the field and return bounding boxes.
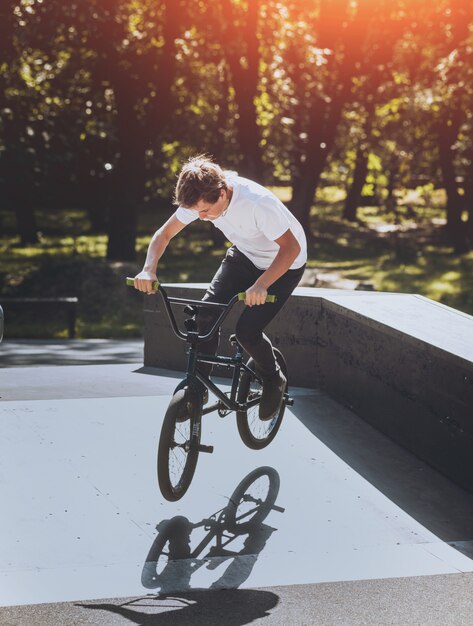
[0,363,181,401]
[318,290,473,361]
[1,362,473,625]
[299,289,473,363]
[0,339,144,367]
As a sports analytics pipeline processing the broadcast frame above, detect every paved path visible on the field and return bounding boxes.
[1,343,473,624]
[0,339,143,367]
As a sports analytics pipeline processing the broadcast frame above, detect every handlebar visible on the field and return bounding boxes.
[126,278,276,304]
[126,277,276,343]
[126,277,159,291]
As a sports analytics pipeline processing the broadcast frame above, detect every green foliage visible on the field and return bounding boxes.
[4,0,473,326]
[306,192,473,317]
[1,196,472,340]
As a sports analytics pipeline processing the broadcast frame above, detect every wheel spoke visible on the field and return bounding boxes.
[229,474,271,528]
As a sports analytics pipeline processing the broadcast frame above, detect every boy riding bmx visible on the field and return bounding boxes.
[133,155,307,420]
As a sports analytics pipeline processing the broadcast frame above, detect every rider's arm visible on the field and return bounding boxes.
[245,229,301,306]
[134,214,187,293]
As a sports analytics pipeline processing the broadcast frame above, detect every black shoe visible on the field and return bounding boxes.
[259,367,287,421]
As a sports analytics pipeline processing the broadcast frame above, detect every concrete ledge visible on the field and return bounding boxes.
[143,284,473,492]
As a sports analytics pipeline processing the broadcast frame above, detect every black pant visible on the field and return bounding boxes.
[197,246,306,377]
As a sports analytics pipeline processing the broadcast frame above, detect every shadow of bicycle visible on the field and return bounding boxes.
[141,466,284,593]
[77,467,283,624]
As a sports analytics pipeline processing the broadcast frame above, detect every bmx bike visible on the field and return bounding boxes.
[126,278,293,502]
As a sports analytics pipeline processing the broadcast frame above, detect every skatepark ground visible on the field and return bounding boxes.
[1,339,472,625]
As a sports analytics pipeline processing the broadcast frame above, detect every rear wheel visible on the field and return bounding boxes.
[158,388,202,501]
[236,349,288,450]
[141,516,192,588]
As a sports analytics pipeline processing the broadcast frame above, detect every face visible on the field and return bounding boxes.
[191,189,228,221]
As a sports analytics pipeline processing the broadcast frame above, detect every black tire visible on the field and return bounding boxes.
[141,516,192,588]
[158,388,202,501]
[224,466,280,534]
[236,348,288,450]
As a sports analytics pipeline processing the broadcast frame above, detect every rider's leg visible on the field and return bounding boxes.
[235,264,305,372]
[235,264,306,419]
[196,246,258,378]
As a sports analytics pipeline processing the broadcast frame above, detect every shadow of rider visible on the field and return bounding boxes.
[76,588,279,625]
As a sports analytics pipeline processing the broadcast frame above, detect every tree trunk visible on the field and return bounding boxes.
[105,71,145,261]
[288,0,379,235]
[385,164,397,213]
[289,157,323,233]
[11,182,39,245]
[437,115,466,252]
[462,150,473,248]
[208,63,230,165]
[85,175,110,233]
[343,148,369,221]
[221,0,264,182]
[343,100,374,221]
[106,118,144,261]
[290,90,348,234]
[100,0,180,260]
[0,1,39,245]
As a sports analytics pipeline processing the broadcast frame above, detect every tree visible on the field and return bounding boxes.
[283,0,374,233]
[0,1,39,244]
[79,0,184,260]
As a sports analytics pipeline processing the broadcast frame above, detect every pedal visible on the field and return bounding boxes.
[197,444,214,453]
[218,392,232,417]
[184,305,198,317]
[285,396,294,407]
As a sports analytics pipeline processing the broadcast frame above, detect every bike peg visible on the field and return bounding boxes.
[197,444,214,454]
[237,292,276,303]
[126,277,160,291]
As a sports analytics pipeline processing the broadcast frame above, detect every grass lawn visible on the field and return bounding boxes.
[1,188,472,339]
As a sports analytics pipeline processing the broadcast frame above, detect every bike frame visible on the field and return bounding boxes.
[157,285,263,415]
[188,512,241,560]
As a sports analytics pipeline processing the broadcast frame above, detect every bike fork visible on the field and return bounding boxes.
[185,344,214,454]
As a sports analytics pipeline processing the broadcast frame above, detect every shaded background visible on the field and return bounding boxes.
[1,0,473,338]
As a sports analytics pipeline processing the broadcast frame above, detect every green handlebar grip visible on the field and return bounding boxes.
[238,292,276,303]
[126,277,160,291]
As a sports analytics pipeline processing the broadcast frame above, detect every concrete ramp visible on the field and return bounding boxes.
[1,365,473,610]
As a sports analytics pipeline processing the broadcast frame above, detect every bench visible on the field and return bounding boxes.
[0,297,79,339]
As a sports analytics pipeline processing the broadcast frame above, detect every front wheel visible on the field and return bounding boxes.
[236,348,288,450]
[158,388,202,501]
[225,466,281,534]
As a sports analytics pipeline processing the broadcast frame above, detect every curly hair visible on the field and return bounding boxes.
[173,154,228,208]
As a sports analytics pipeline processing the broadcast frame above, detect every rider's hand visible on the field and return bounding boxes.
[134,270,158,295]
[245,283,268,307]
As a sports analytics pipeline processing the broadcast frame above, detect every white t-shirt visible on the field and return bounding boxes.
[175,174,307,270]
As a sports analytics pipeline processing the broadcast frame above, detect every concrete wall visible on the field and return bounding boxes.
[144,284,473,493]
